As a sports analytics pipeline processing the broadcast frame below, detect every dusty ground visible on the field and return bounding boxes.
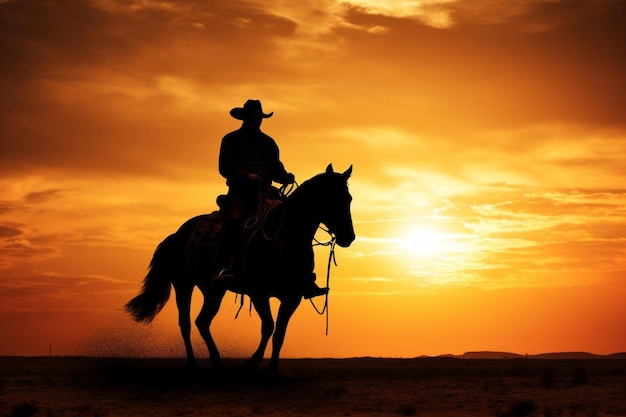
[1,357,625,417]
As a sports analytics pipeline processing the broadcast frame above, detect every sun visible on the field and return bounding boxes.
[398,227,450,256]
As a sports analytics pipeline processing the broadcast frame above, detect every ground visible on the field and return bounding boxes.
[1,357,625,417]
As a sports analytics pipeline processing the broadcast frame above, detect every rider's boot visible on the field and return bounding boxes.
[211,253,236,287]
[302,273,329,299]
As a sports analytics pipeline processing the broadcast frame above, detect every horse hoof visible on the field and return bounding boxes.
[244,359,261,370]
[267,368,287,383]
[268,361,283,376]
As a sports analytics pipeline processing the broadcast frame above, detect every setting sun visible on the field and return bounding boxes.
[398,227,449,256]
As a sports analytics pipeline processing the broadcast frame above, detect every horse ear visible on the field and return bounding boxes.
[326,163,334,174]
[343,165,353,178]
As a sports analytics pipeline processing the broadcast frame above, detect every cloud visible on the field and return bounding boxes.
[0,0,318,179]
[0,238,59,263]
[2,0,624,182]
[0,172,222,271]
[0,217,61,268]
[0,269,128,314]
[345,0,457,28]
[345,162,626,291]
[256,0,619,35]
[23,189,68,204]
[253,0,626,37]
[447,0,624,31]
[0,223,21,238]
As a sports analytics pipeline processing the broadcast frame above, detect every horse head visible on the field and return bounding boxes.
[321,164,355,248]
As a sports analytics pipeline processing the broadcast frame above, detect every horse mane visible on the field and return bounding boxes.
[291,172,323,193]
[289,170,339,200]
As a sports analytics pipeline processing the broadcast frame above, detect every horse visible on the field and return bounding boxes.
[125,164,355,373]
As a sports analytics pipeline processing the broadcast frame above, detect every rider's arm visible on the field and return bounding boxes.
[273,160,294,184]
[268,137,294,185]
[218,134,248,183]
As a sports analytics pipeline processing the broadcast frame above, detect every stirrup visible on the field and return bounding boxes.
[213,268,234,282]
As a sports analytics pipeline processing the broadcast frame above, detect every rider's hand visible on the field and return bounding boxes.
[286,173,295,183]
[247,173,262,183]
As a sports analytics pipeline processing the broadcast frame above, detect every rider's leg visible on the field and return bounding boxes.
[213,196,245,282]
[213,222,236,280]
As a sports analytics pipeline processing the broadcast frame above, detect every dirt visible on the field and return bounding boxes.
[1,357,625,416]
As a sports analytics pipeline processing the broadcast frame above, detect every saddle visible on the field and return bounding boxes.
[189,211,222,247]
[185,193,284,279]
[215,186,284,215]
[184,212,222,277]
[216,185,285,231]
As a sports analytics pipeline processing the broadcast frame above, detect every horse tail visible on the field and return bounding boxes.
[125,233,182,323]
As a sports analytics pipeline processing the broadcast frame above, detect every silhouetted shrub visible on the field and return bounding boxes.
[322,385,348,399]
[396,402,418,415]
[572,366,589,386]
[542,405,567,417]
[10,402,38,417]
[541,366,557,388]
[510,365,529,377]
[496,399,536,417]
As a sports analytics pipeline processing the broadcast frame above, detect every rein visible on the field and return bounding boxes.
[244,181,296,241]
[311,226,337,336]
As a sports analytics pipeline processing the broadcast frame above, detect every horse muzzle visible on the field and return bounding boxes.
[335,232,355,248]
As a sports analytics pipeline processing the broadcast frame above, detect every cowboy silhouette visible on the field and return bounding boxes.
[214,99,328,299]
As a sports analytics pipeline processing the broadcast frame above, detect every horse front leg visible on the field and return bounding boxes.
[196,285,227,369]
[269,296,301,374]
[248,296,274,368]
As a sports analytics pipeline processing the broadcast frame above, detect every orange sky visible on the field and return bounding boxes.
[1,0,625,358]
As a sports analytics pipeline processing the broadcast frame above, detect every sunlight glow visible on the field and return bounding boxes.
[398,227,449,256]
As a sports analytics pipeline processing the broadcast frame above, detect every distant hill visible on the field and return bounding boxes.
[459,351,524,359]
[532,352,604,360]
[445,351,626,360]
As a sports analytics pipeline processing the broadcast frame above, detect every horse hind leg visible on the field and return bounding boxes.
[174,285,196,367]
[195,285,227,368]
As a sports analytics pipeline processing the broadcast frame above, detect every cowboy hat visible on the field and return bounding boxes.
[230,99,274,120]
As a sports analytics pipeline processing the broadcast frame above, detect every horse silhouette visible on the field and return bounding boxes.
[126,164,355,373]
